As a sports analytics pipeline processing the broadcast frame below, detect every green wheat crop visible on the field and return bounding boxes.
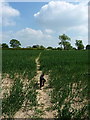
[40,50,89,119]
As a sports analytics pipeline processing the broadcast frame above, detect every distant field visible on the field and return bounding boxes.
[2,50,41,79]
[2,50,89,119]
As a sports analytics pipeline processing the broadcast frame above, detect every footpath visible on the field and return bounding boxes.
[14,53,57,118]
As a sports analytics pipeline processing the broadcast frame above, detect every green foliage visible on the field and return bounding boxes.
[59,34,71,49]
[2,49,89,119]
[25,80,38,107]
[47,46,53,50]
[2,50,41,117]
[9,39,21,48]
[2,50,40,79]
[75,40,84,50]
[40,50,89,119]
[32,45,45,49]
[2,78,24,117]
[86,44,90,50]
[63,41,72,50]
[2,43,9,48]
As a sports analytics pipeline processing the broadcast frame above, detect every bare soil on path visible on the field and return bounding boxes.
[14,53,57,118]
[35,53,57,118]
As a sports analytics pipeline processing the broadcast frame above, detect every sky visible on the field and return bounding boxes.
[0,0,89,48]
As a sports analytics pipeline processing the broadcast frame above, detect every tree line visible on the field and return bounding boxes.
[59,34,86,50]
[1,34,90,50]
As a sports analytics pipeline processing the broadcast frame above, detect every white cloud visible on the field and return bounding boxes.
[0,2,20,26]
[1,31,14,43]
[1,26,88,48]
[0,0,89,3]
[44,29,54,34]
[1,0,5,2]
[34,1,88,46]
[2,28,58,47]
[34,1,87,31]
[14,28,58,47]
[1,1,88,47]
[73,0,89,3]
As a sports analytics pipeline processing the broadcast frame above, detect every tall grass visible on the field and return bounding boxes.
[2,50,41,118]
[2,50,41,79]
[40,50,89,119]
[2,78,24,117]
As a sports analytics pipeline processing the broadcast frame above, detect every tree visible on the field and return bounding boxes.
[32,45,39,48]
[39,45,45,49]
[10,39,21,48]
[2,43,9,48]
[47,46,53,50]
[26,46,32,48]
[75,40,84,50]
[32,45,45,49]
[86,45,90,50]
[57,47,62,50]
[63,41,72,50]
[72,47,77,50]
[59,34,71,49]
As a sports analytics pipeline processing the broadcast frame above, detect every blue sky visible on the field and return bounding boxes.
[1,0,88,48]
[3,2,47,31]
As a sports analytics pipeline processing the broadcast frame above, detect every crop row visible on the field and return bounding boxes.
[2,50,41,118]
[2,50,41,79]
[40,50,89,119]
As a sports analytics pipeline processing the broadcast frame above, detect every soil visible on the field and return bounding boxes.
[14,53,57,118]
[35,53,57,118]
[1,74,13,99]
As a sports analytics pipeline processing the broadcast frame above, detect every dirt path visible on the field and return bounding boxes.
[14,53,57,118]
[35,53,57,118]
